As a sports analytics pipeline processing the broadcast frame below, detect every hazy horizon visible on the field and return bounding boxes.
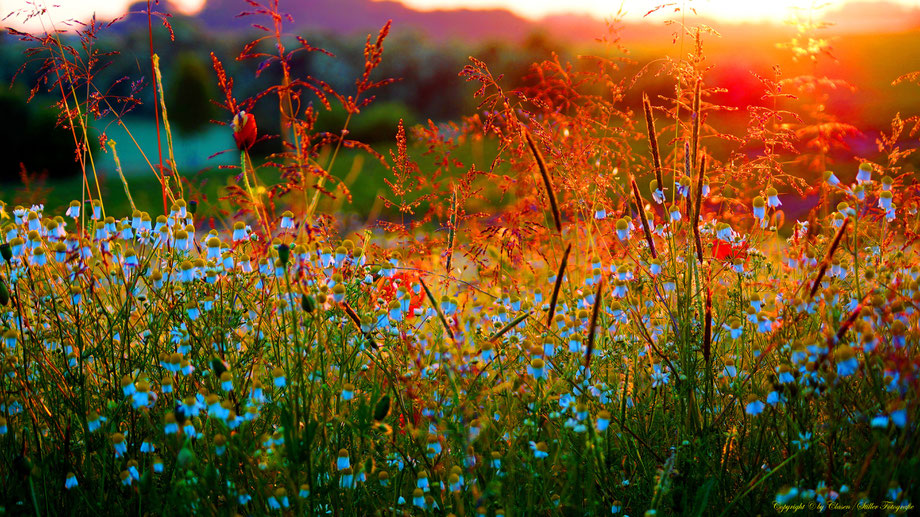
[3,0,920,32]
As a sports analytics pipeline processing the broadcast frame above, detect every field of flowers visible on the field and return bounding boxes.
[1,1,919,515]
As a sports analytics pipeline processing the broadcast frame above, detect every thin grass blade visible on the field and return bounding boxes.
[446,187,457,275]
[419,276,455,340]
[343,302,378,349]
[692,154,707,263]
[488,311,531,342]
[643,93,664,191]
[546,243,572,327]
[585,277,604,369]
[809,217,849,299]
[630,177,658,259]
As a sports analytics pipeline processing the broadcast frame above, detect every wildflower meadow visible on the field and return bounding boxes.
[0,1,918,515]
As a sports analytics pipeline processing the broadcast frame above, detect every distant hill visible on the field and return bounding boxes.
[127,0,920,44]
[126,0,707,43]
[140,0,537,41]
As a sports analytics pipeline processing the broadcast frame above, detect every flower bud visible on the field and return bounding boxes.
[232,111,258,151]
[277,243,290,266]
[301,293,315,313]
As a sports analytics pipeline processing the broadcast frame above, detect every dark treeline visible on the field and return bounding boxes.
[0,11,579,181]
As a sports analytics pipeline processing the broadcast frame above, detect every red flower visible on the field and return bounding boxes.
[713,238,749,262]
[232,111,257,151]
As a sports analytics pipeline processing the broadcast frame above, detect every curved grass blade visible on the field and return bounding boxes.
[524,129,563,234]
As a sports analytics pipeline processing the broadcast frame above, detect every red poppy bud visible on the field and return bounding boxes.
[232,111,257,151]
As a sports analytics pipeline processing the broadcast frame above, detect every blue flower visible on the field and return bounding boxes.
[745,397,765,415]
[753,196,766,220]
[792,431,812,450]
[835,346,858,377]
[596,411,611,431]
[775,486,799,504]
[870,414,888,428]
[337,450,350,471]
[856,162,872,184]
[529,441,549,458]
[765,187,781,208]
[669,206,681,222]
[890,406,907,428]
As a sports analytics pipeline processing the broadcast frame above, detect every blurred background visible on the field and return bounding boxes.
[1,0,919,219]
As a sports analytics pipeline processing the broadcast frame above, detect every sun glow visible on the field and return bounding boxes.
[1,0,206,31]
[396,0,920,23]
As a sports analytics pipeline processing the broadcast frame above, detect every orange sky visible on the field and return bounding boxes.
[398,0,920,21]
[2,0,919,30]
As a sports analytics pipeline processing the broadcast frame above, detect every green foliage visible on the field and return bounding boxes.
[315,100,418,143]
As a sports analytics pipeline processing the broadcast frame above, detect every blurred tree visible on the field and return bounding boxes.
[315,101,418,143]
[0,88,91,182]
[381,32,468,121]
[169,52,216,135]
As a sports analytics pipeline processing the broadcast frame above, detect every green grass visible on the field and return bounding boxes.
[1,165,917,515]
[15,120,505,224]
